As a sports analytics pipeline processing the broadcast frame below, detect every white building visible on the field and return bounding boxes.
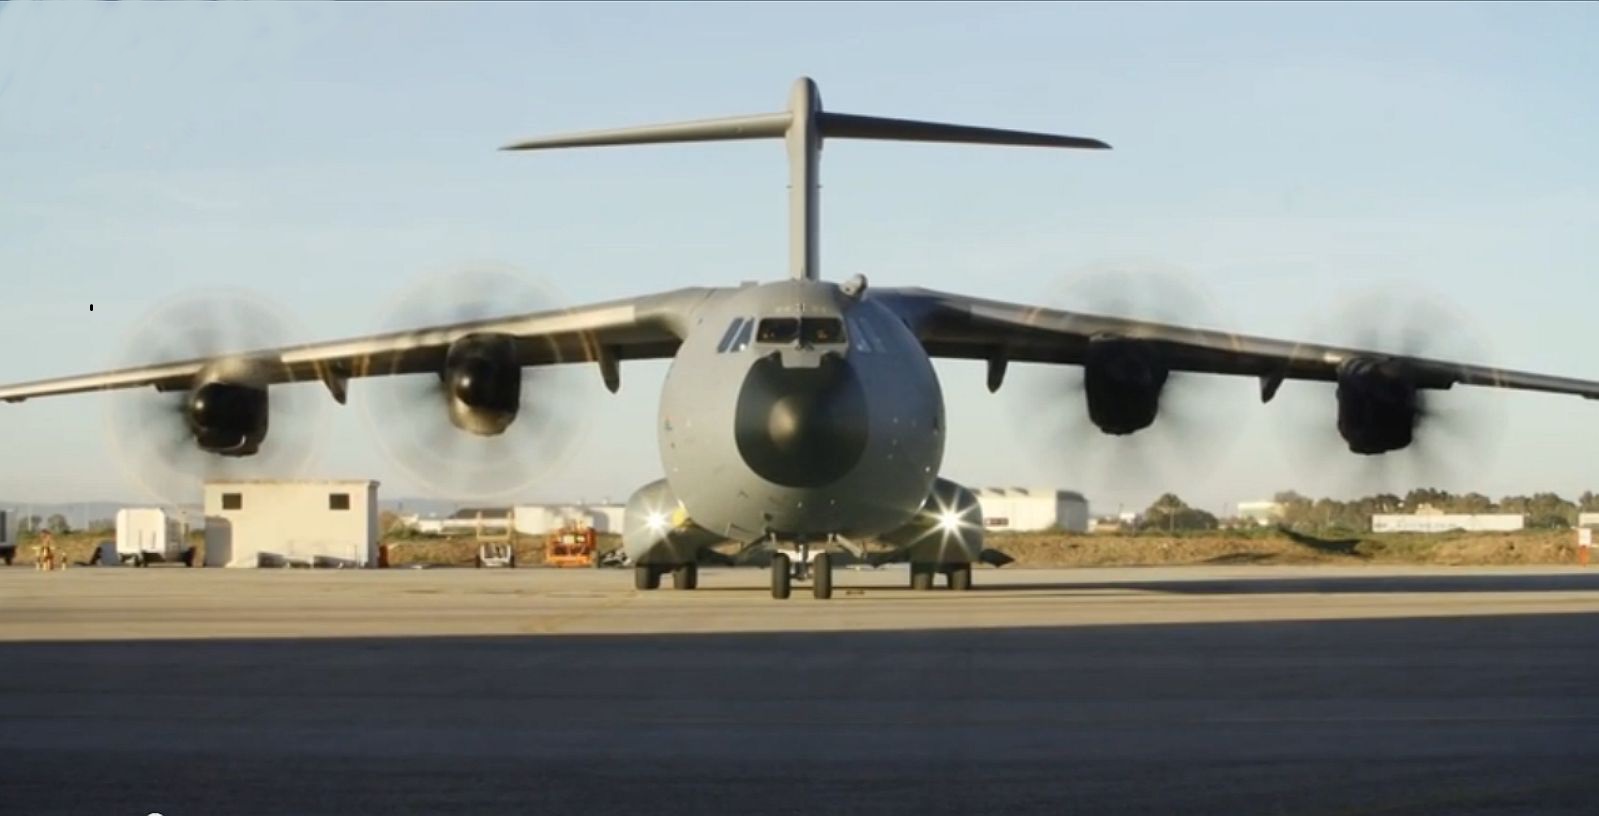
[399,515,449,536]
[974,488,1089,533]
[204,480,380,567]
[440,508,514,536]
[1371,513,1525,533]
[514,504,625,535]
[1236,501,1285,526]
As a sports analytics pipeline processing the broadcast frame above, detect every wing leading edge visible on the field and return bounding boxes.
[0,288,715,404]
[872,288,1599,401]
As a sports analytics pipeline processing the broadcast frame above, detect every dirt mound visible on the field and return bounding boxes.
[986,529,1584,567]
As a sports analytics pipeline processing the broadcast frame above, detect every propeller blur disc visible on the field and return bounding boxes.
[358,262,592,502]
[102,288,330,505]
[1002,261,1252,504]
[1269,287,1508,499]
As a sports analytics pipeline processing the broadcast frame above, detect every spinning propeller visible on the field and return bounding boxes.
[104,289,329,504]
[358,263,591,502]
[1005,263,1249,496]
[1271,288,1507,497]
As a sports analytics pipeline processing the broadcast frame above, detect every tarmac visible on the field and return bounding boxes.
[2,564,1597,815]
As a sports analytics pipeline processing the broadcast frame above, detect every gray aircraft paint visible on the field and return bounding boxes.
[647,279,944,549]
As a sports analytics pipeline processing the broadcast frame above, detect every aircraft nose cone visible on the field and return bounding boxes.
[735,354,868,488]
[766,396,806,451]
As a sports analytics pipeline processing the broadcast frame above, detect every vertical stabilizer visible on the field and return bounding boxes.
[785,78,822,281]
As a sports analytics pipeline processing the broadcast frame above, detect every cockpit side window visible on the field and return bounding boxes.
[731,317,754,351]
[715,317,758,353]
[715,318,744,353]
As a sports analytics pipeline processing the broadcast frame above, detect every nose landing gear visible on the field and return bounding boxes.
[768,538,835,600]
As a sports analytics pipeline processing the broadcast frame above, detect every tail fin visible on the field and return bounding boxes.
[502,77,1109,282]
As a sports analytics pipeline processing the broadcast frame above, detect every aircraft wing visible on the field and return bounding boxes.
[872,288,1599,400]
[0,287,714,403]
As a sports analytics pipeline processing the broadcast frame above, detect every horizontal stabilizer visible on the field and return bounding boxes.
[501,112,790,151]
[502,110,1109,153]
[501,76,1109,281]
[820,112,1110,151]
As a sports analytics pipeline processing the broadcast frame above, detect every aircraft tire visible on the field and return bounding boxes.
[771,553,792,600]
[812,553,833,600]
[634,565,661,591]
[949,564,973,592]
[672,563,698,590]
[910,564,935,591]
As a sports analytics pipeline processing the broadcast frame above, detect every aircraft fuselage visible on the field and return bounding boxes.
[655,279,945,544]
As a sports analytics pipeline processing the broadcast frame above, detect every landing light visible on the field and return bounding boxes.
[646,512,669,533]
[937,510,964,533]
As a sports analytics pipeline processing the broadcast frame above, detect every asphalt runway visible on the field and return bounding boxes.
[3,565,1597,815]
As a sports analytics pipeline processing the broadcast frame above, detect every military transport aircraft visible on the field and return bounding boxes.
[5,77,1597,599]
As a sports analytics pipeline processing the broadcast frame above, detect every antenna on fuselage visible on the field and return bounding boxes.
[501,77,1110,283]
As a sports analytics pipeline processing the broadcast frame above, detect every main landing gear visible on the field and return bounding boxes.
[770,540,833,600]
[909,562,973,591]
[634,563,699,591]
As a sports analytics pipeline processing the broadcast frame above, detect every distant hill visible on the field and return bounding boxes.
[0,501,144,530]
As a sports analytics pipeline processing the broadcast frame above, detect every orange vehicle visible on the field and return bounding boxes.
[545,523,596,568]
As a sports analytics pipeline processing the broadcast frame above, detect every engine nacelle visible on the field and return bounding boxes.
[622,479,724,566]
[186,373,269,457]
[1336,356,1419,454]
[1084,337,1168,435]
[876,477,986,566]
[444,334,521,436]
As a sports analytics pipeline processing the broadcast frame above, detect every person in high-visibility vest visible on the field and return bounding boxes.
[35,531,56,571]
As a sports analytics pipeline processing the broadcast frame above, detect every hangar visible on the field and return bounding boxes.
[204,480,380,567]
[973,488,1090,533]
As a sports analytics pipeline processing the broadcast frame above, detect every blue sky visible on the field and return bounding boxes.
[0,2,1594,514]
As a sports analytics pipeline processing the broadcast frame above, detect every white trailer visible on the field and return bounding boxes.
[115,508,194,567]
[0,509,14,566]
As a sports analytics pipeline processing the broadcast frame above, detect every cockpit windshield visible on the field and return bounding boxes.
[755,317,847,346]
[800,317,845,345]
[756,318,799,344]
